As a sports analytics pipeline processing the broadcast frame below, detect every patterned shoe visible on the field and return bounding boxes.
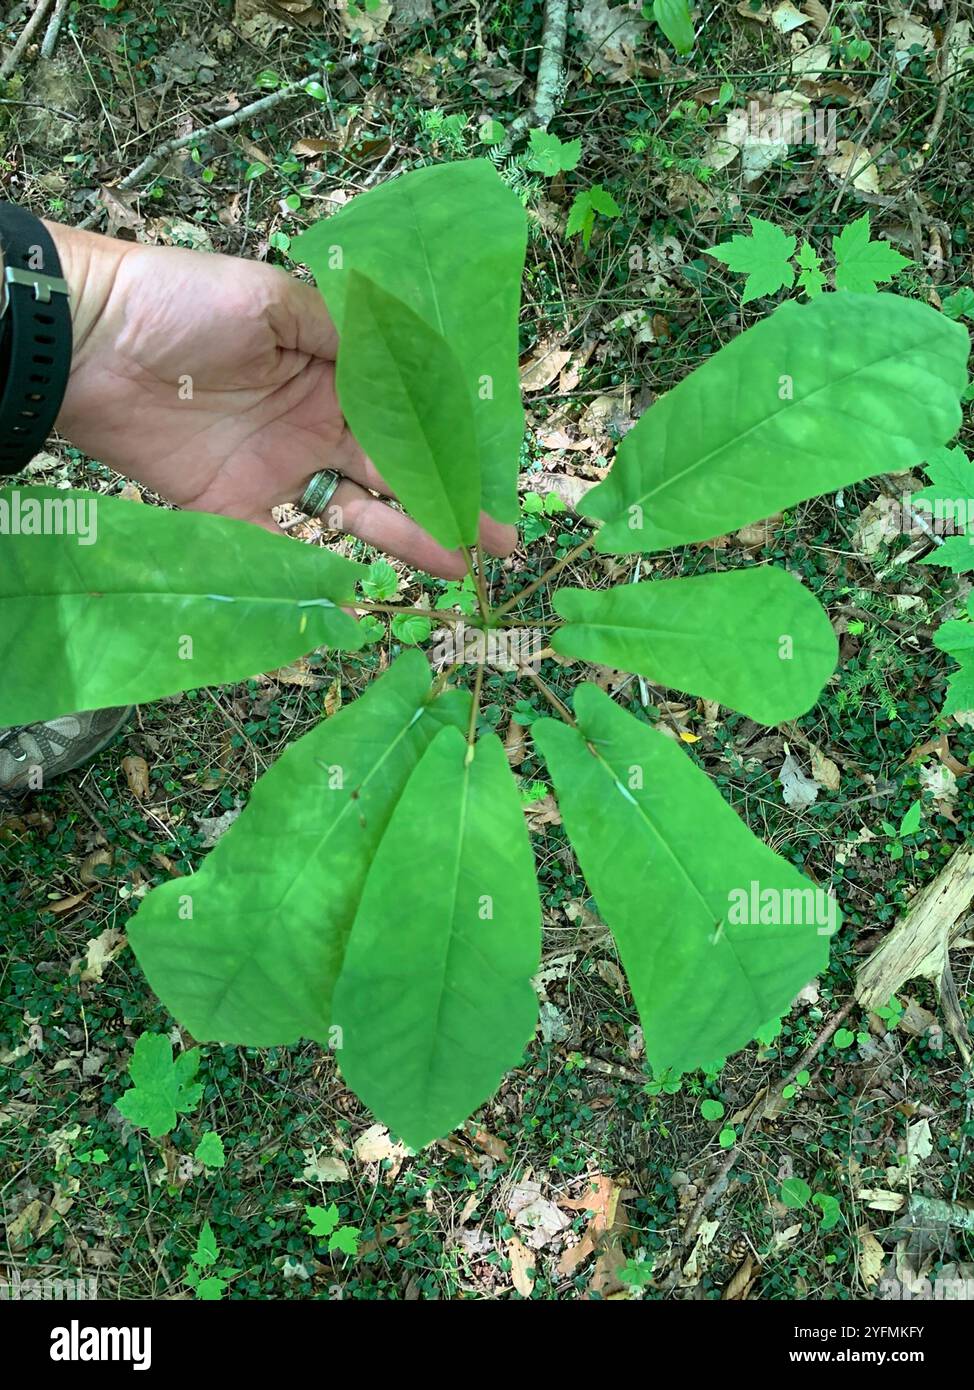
[0,707,134,792]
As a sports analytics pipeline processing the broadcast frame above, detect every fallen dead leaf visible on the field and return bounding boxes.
[779,750,819,809]
[507,1235,536,1296]
[858,1228,886,1287]
[121,755,150,800]
[80,926,127,983]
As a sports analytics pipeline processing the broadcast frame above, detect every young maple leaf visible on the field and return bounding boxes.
[305,1203,340,1238]
[115,1033,203,1137]
[328,1225,361,1256]
[934,615,974,715]
[911,444,974,530]
[707,217,796,303]
[566,185,621,249]
[524,128,582,176]
[832,213,910,292]
[795,242,826,298]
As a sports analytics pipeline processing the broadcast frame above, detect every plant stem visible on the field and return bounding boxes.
[465,663,485,762]
[517,665,575,726]
[493,532,596,621]
[462,544,491,625]
[352,601,461,624]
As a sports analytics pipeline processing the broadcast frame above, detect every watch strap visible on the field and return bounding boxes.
[0,202,72,477]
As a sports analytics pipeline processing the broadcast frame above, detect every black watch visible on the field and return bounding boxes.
[0,202,73,478]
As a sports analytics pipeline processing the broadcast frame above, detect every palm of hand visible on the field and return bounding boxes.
[59,244,353,529]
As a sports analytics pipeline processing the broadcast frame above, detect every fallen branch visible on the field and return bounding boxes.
[681,1000,855,1247]
[40,0,68,61]
[78,78,325,230]
[500,0,571,152]
[0,0,53,81]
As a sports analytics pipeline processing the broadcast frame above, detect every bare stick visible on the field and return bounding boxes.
[501,0,571,151]
[0,0,54,81]
[681,1000,855,1246]
[77,79,324,229]
[40,0,67,60]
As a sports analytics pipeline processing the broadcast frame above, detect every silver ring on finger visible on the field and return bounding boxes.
[298,469,342,519]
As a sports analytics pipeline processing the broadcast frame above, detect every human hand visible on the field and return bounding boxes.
[48,221,516,579]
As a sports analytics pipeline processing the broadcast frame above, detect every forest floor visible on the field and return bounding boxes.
[1,0,973,1301]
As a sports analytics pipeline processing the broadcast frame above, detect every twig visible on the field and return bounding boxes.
[77,79,325,229]
[40,0,66,60]
[922,0,961,151]
[0,0,53,81]
[681,1000,856,1246]
[501,0,571,151]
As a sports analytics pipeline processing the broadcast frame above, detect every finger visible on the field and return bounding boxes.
[478,512,517,558]
[330,479,469,579]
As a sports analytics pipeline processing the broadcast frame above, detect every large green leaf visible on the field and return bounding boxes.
[534,685,832,1074]
[332,726,542,1149]
[335,271,481,550]
[0,488,364,724]
[579,293,969,554]
[551,567,838,724]
[128,653,469,1045]
[291,159,526,525]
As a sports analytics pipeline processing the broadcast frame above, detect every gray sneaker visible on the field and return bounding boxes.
[0,707,134,792]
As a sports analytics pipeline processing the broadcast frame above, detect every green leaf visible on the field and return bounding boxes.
[306,1203,340,1238]
[524,128,581,175]
[920,537,974,573]
[813,1192,842,1230]
[898,801,922,837]
[718,1127,736,1148]
[833,1028,855,1049]
[193,1221,219,1268]
[361,559,399,600]
[128,653,470,1045]
[707,216,796,303]
[336,271,481,550]
[115,1034,202,1138]
[795,241,826,298]
[195,1132,226,1168]
[942,287,974,320]
[833,213,910,292]
[578,293,969,554]
[391,612,433,645]
[533,686,831,1075]
[552,567,838,724]
[934,614,974,714]
[653,0,695,53]
[196,1277,228,1300]
[566,185,621,249]
[292,160,526,525]
[700,1099,725,1121]
[912,445,974,528]
[328,1225,360,1256]
[780,1177,811,1208]
[332,727,542,1149]
[0,489,365,726]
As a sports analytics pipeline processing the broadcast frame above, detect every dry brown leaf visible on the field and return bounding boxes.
[827,140,881,194]
[47,890,90,915]
[519,344,571,393]
[81,926,127,983]
[858,1228,886,1287]
[811,744,841,791]
[79,849,115,884]
[121,755,150,800]
[503,719,527,767]
[507,1235,536,1296]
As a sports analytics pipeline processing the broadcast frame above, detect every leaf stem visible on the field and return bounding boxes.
[352,601,463,624]
[517,665,575,726]
[493,531,596,620]
[465,662,485,761]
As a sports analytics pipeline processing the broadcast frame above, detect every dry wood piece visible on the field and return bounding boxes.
[855,846,974,1063]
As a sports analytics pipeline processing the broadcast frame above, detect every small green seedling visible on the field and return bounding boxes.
[115,1033,202,1138]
